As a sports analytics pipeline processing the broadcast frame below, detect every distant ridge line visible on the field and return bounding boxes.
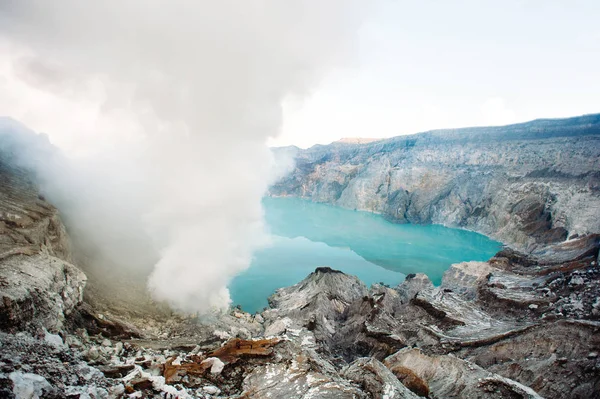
[300,113,600,150]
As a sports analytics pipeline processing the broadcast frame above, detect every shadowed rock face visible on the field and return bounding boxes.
[270,114,600,251]
[342,357,420,399]
[0,158,86,332]
[263,267,368,351]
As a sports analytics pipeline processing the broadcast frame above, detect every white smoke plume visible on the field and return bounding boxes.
[0,1,367,313]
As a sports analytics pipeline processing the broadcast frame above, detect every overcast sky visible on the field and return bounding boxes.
[1,1,599,151]
[273,0,600,148]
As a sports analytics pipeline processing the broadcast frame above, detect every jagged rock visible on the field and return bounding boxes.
[456,319,600,399]
[0,156,73,263]
[384,347,544,398]
[342,357,420,398]
[267,267,368,313]
[532,234,600,264]
[72,302,144,339]
[411,286,538,348]
[0,152,86,333]
[263,316,292,336]
[396,273,434,303]
[413,287,492,327]
[241,352,367,399]
[263,267,368,347]
[440,261,493,300]
[332,283,429,361]
[0,254,86,332]
[480,270,551,310]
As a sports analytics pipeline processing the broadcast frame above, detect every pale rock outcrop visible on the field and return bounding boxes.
[384,347,544,399]
[440,261,493,300]
[0,156,86,332]
[263,266,368,348]
[242,354,366,399]
[0,254,86,332]
[396,273,434,303]
[342,357,420,399]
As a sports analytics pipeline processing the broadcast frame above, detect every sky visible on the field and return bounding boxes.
[272,0,600,148]
[1,1,599,152]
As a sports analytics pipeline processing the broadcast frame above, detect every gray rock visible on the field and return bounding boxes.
[396,273,434,303]
[384,347,544,398]
[0,151,86,332]
[9,371,53,399]
[43,331,64,347]
[85,346,100,361]
[342,357,420,398]
[457,319,600,398]
[242,355,367,399]
[0,332,114,398]
[440,262,493,300]
[202,385,220,395]
[0,254,86,332]
[263,267,368,347]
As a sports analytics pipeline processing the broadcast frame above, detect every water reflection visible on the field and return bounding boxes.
[228,197,501,313]
[263,197,501,280]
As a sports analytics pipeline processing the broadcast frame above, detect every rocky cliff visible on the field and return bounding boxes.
[270,114,600,252]
[0,156,86,333]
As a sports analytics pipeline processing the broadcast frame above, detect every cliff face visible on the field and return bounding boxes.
[0,156,86,332]
[270,114,600,251]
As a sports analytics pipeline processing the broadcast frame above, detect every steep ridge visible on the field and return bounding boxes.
[270,114,600,252]
[0,155,86,333]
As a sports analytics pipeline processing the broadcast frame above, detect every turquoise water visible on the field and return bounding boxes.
[229,197,502,313]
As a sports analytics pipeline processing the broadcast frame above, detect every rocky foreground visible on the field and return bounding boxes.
[0,164,599,398]
[1,235,599,398]
[1,115,600,398]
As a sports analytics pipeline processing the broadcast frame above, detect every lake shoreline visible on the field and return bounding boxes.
[229,196,501,313]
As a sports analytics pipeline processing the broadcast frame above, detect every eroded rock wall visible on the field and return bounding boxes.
[0,157,86,332]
